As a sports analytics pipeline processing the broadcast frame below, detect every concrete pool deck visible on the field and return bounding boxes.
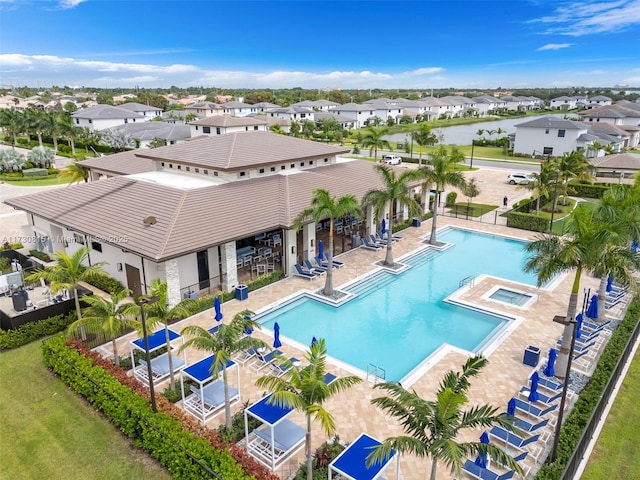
[105,216,621,480]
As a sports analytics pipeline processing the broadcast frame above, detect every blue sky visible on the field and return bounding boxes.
[1,0,639,90]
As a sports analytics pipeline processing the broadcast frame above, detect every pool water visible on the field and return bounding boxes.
[257,228,537,382]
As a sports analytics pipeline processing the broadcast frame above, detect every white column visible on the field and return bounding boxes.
[283,229,298,277]
[365,205,376,238]
[220,241,238,291]
[302,223,316,261]
[164,259,181,307]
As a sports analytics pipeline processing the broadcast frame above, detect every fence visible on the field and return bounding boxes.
[560,315,640,479]
[435,200,508,226]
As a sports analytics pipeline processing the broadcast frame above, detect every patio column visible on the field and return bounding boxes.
[365,205,376,238]
[302,223,316,261]
[164,258,181,307]
[283,229,297,277]
[220,241,238,292]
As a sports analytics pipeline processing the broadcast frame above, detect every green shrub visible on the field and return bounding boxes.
[216,401,261,443]
[29,249,52,262]
[293,437,345,480]
[0,313,76,349]
[84,275,126,295]
[41,337,278,480]
[48,168,60,175]
[23,168,49,177]
[446,191,458,206]
[506,211,550,232]
[0,257,10,274]
[1,242,24,251]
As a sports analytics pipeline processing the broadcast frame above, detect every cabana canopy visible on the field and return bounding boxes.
[180,354,239,424]
[130,329,185,386]
[244,393,306,471]
[329,433,398,480]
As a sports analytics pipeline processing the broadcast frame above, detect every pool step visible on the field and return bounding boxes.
[347,271,395,296]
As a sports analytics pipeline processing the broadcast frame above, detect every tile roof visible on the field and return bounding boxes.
[103,122,191,141]
[79,150,153,175]
[71,104,144,120]
[514,116,587,130]
[589,153,640,170]
[188,115,267,127]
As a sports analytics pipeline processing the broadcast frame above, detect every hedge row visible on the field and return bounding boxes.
[0,313,76,349]
[42,336,279,480]
[535,298,640,479]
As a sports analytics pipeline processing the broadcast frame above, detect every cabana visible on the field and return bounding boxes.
[329,433,399,480]
[244,393,306,471]
[180,354,240,424]
[130,328,185,386]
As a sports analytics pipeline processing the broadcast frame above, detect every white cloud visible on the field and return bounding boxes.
[531,0,640,36]
[58,0,86,9]
[537,43,573,51]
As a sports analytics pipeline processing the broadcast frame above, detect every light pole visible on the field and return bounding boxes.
[549,171,560,234]
[469,140,475,169]
[550,315,578,462]
[136,295,159,412]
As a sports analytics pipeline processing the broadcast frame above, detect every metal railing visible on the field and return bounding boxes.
[435,200,508,226]
[366,363,386,384]
[459,275,475,288]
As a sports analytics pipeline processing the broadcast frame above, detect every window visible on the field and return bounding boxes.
[259,168,265,174]
[75,118,79,124]
[124,118,128,124]
[216,128,221,134]
[186,166,190,172]
[291,164,295,168]
[74,234,85,244]
[281,165,286,170]
[88,119,92,124]
[545,129,549,134]
[558,130,566,138]
[204,169,208,175]
[195,168,199,173]
[161,162,165,166]
[169,164,173,168]
[270,167,275,172]
[324,158,328,163]
[213,171,219,176]
[239,171,246,177]
[90,241,102,252]
[309,160,313,165]
[177,165,182,170]
[254,126,258,130]
[203,126,211,134]
[300,162,304,167]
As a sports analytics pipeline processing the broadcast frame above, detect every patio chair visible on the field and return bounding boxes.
[293,264,316,280]
[190,380,238,412]
[323,253,344,268]
[361,237,382,250]
[233,346,258,366]
[249,349,283,372]
[536,376,563,392]
[369,234,387,247]
[583,319,610,332]
[303,260,326,276]
[250,419,306,462]
[502,413,549,433]
[323,372,337,384]
[489,425,540,452]
[461,459,514,480]
[511,397,557,418]
[312,256,329,270]
[556,337,596,352]
[138,353,186,385]
[269,357,299,378]
[519,386,561,405]
[378,231,402,242]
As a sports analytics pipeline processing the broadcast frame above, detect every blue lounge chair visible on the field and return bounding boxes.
[462,459,514,480]
[233,346,258,366]
[519,386,561,405]
[378,231,402,242]
[269,357,299,378]
[361,237,382,250]
[512,397,557,418]
[249,349,283,372]
[369,234,387,246]
[323,253,344,268]
[556,338,596,352]
[323,372,337,384]
[502,413,549,433]
[537,376,563,392]
[207,324,221,335]
[311,257,329,270]
[303,259,326,275]
[190,380,239,411]
[293,263,316,280]
[489,425,540,452]
[583,319,610,332]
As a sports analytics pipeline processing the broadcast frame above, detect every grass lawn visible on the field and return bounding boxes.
[0,340,172,480]
[0,175,72,186]
[581,351,640,479]
[448,202,496,217]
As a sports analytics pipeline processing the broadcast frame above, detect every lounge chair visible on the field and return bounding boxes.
[233,346,258,366]
[323,253,344,268]
[312,256,330,270]
[511,397,557,418]
[605,297,623,310]
[303,260,327,276]
[137,353,186,385]
[556,338,596,352]
[377,231,402,242]
[519,387,561,405]
[191,381,238,411]
[249,349,283,372]
[461,459,514,480]
[502,413,549,433]
[489,425,540,452]
[583,319,610,332]
[293,263,316,280]
[536,376,563,392]
[208,324,222,336]
[250,419,306,460]
[269,357,299,378]
[323,372,337,384]
[361,237,382,250]
[369,234,387,246]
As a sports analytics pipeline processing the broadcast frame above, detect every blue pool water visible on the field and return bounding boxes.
[257,228,537,382]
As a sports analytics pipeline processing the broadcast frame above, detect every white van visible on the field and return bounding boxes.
[381,154,402,165]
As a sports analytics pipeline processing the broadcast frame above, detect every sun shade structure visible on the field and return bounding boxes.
[130,329,185,386]
[180,354,239,424]
[244,393,306,471]
[329,433,399,480]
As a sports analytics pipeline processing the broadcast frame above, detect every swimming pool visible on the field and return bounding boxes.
[257,228,538,382]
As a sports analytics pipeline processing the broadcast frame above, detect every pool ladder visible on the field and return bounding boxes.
[366,363,386,384]
[459,275,475,288]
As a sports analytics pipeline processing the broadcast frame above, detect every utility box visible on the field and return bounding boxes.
[412,218,421,227]
[235,284,248,301]
[523,345,540,367]
[183,291,198,300]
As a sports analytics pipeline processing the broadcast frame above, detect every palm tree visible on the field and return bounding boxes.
[68,288,139,365]
[27,146,55,168]
[361,127,390,163]
[462,177,480,216]
[518,161,557,215]
[361,165,423,266]
[141,279,198,390]
[523,205,607,377]
[0,108,22,147]
[294,189,362,297]
[411,124,438,165]
[553,152,593,207]
[180,310,266,428]
[59,160,90,184]
[256,338,362,480]
[367,356,522,480]
[419,147,467,245]
[25,247,109,338]
[100,128,136,152]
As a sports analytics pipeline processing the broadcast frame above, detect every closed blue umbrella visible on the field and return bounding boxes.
[243,324,253,336]
[381,218,387,234]
[575,313,583,339]
[543,348,558,377]
[528,371,540,403]
[507,397,516,416]
[632,241,638,253]
[214,297,223,322]
[273,322,282,348]
[317,241,324,261]
[311,336,318,346]
[606,276,613,292]
[474,432,490,468]
[586,294,599,320]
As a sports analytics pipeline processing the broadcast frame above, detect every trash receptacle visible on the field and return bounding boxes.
[523,345,540,367]
[412,218,421,227]
[351,235,361,247]
[235,284,248,301]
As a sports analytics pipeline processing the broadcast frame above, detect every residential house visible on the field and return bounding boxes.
[361,98,404,124]
[118,102,164,119]
[188,115,268,137]
[588,153,640,180]
[579,100,640,127]
[252,102,281,113]
[184,102,224,118]
[471,96,508,116]
[550,96,580,110]
[291,100,339,111]
[331,103,378,128]
[267,106,315,124]
[221,101,256,117]
[313,111,357,130]
[71,105,145,131]
[512,116,590,157]
[101,122,191,148]
[585,96,612,109]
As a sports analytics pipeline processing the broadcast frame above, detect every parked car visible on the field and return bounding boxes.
[381,154,402,165]
[506,173,534,185]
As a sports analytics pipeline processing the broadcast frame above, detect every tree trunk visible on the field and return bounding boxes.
[597,275,607,321]
[223,366,232,429]
[555,268,582,379]
[384,206,394,267]
[323,221,334,297]
[429,191,440,245]
[74,287,87,341]
[306,415,313,480]
[429,458,438,480]
[164,322,175,390]
[112,338,119,365]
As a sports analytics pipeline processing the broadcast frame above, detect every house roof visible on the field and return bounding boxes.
[103,122,191,141]
[5,160,389,262]
[134,131,350,171]
[222,101,253,108]
[514,116,587,130]
[79,150,153,175]
[118,102,163,112]
[71,104,144,120]
[188,115,267,127]
[589,153,640,170]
